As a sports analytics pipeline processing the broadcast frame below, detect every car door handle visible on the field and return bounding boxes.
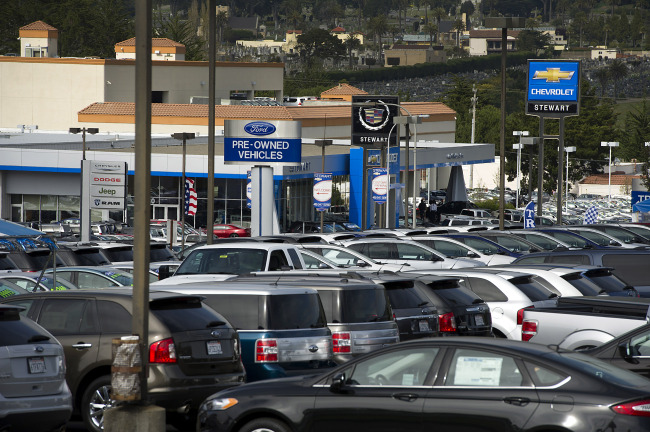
[72,343,92,349]
[393,393,419,402]
[504,397,530,406]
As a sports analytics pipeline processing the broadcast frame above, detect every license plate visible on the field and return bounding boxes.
[475,315,485,326]
[207,341,222,355]
[419,320,431,332]
[28,357,45,374]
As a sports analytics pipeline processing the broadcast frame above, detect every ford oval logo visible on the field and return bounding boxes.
[244,121,276,136]
[211,330,221,338]
[308,345,319,353]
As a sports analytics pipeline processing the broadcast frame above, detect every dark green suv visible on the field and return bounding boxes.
[1,289,245,432]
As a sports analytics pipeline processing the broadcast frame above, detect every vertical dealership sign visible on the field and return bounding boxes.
[81,160,127,242]
[313,173,332,211]
[225,120,301,236]
[526,60,580,117]
[246,170,252,209]
[351,95,400,147]
[371,168,388,204]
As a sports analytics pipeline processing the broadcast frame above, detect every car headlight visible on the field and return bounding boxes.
[204,397,238,411]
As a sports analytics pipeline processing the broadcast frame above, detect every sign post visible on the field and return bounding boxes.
[526,60,580,224]
[224,120,301,236]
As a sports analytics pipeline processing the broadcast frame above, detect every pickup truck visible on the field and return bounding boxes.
[521,296,650,350]
[153,242,306,284]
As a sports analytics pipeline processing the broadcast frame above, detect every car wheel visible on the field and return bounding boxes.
[239,417,290,432]
[81,375,115,432]
[229,233,239,237]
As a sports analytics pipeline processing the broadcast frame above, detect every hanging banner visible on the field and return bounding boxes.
[313,173,333,211]
[246,171,252,209]
[371,168,388,204]
[523,201,536,229]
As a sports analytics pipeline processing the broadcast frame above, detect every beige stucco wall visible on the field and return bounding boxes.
[0,59,106,130]
[0,58,284,130]
[21,36,57,57]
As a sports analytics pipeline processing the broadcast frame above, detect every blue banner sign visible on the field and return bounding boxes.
[523,201,536,229]
[632,190,650,208]
[224,120,302,165]
[371,168,388,204]
[526,60,580,117]
[313,173,332,211]
[246,171,252,209]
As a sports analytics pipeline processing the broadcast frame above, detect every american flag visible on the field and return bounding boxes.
[185,178,197,216]
[584,205,598,224]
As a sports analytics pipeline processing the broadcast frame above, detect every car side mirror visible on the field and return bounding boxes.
[431,255,444,262]
[618,342,640,364]
[279,265,294,271]
[330,373,348,393]
[158,265,172,280]
[467,252,480,258]
[318,263,330,269]
[355,259,370,267]
[610,240,621,246]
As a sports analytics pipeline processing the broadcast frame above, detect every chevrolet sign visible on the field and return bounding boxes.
[526,60,580,117]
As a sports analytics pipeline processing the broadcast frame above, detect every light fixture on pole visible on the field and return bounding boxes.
[172,132,196,252]
[69,127,99,160]
[601,141,619,200]
[565,146,576,217]
[513,131,529,208]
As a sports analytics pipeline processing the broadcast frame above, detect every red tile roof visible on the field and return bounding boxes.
[321,83,367,96]
[78,101,455,121]
[115,37,185,48]
[20,21,57,31]
[331,26,346,32]
[581,173,639,185]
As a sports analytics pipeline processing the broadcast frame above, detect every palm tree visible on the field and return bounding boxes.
[592,67,610,98]
[344,34,362,68]
[452,18,464,48]
[608,59,628,100]
[431,7,447,45]
[423,23,437,47]
[367,15,389,62]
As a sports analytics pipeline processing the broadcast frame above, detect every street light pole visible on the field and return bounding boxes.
[69,127,99,160]
[513,131,529,208]
[565,146,576,217]
[601,141,619,200]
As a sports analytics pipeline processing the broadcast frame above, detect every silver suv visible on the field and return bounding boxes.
[0,304,72,431]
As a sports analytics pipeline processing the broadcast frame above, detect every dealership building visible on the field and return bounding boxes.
[0,28,494,230]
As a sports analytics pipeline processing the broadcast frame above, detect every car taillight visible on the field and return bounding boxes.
[517,305,534,326]
[149,338,176,363]
[439,312,457,332]
[233,339,240,360]
[612,400,650,416]
[332,332,351,353]
[255,339,278,363]
[521,320,537,342]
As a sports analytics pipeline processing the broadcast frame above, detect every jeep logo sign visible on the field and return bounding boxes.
[244,122,277,136]
[83,160,127,211]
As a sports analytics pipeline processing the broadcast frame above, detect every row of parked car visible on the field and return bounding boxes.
[2,222,650,431]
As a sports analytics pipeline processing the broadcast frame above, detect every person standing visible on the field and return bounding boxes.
[418,199,427,222]
[430,200,438,224]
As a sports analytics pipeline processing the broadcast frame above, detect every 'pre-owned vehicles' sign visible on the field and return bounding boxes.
[224,120,301,165]
[526,60,580,117]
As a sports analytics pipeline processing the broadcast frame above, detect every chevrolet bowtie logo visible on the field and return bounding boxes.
[532,68,574,83]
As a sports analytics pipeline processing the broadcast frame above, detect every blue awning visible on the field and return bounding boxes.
[0,220,44,236]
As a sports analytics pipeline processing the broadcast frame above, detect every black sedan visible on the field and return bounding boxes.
[198,337,650,432]
[584,324,650,378]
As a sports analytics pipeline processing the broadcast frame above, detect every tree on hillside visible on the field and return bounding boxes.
[155,12,206,61]
[296,28,345,67]
[609,59,629,100]
[452,18,464,48]
[620,100,650,163]
[366,15,389,62]
[431,7,447,45]
[344,34,362,68]
[423,23,437,47]
[592,67,610,98]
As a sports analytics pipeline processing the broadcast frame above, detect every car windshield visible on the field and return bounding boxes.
[562,351,650,388]
[267,293,327,329]
[102,247,134,262]
[543,231,591,248]
[338,288,392,322]
[176,248,268,275]
[455,237,502,255]
[570,229,615,247]
[97,269,134,286]
[482,235,536,253]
